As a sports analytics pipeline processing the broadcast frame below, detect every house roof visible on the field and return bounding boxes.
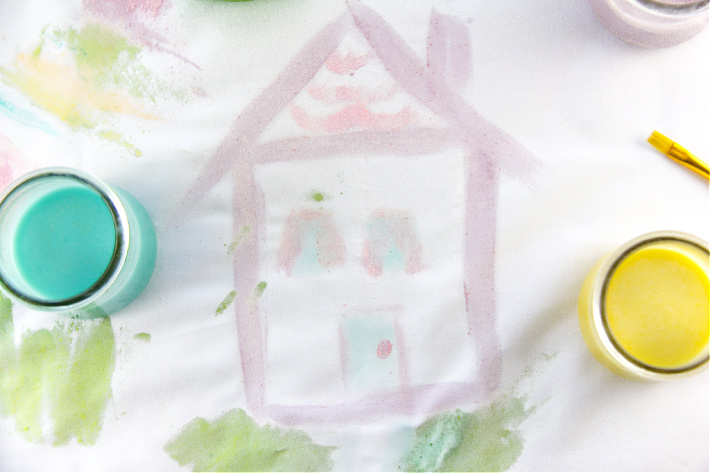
[184,1,536,206]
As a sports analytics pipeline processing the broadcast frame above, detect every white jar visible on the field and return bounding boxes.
[589,0,708,47]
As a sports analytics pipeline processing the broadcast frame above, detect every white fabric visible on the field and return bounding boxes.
[0,0,707,470]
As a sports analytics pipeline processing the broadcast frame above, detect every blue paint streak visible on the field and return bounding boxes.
[0,91,57,135]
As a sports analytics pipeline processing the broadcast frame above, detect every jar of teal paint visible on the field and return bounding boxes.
[0,168,157,317]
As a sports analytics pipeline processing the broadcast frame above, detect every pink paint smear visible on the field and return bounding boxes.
[277,209,346,276]
[291,103,415,133]
[307,84,400,104]
[326,51,373,74]
[0,134,32,190]
[361,210,425,277]
[83,0,200,69]
[84,0,166,19]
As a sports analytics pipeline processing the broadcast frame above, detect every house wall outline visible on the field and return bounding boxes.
[184,1,536,425]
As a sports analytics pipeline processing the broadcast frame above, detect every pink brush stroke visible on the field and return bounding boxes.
[83,0,166,19]
[291,103,415,133]
[183,1,537,424]
[326,51,373,74]
[276,209,346,276]
[361,209,425,277]
[427,10,472,92]
[83,0,200,69]
[307,84,400,104]
[0,134,32,190]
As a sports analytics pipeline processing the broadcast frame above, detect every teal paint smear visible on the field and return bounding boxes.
[343,316,398,391]
[402,395,535,472]
[164,408,336,471]
[382,246,405,272]
[215,290,237,316]
[0,294,116,446]
[0,91,56,134]
[295,227,322,274]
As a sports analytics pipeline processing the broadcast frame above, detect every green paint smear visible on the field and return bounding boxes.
[0,295,116,446]
[215,290,237,316]
[134,332,151,342]
[164,408,335,471]
[313,192,324,202]
[227,225,251,255]
[255,281,267,298]
[403,395,535,472]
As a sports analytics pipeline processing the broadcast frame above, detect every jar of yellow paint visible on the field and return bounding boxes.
[578,231,709,380]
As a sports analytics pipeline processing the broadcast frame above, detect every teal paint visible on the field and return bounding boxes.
[382,246,406,272]
[295,227,322,274]
[13,184,116,301]
[343,315,398,390]
[402,395,535,472]
[0,92,56,135]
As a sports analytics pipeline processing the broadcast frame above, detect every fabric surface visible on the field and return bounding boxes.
[0,0,708,470]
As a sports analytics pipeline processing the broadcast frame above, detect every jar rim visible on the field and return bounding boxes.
[590,231,709,378]
[0,167,130,310]
[636,0,709,14]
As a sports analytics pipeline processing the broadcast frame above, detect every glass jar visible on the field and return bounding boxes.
[578,231,709,380]
[589,0,709,47]
[0,168,157,317]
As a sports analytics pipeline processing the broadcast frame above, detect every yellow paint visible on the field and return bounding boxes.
[0,53,156,129]
[604,242,709,370]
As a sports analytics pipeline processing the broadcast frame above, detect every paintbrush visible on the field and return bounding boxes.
[648,131,709,180]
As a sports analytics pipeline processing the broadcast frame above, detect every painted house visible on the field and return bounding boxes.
[186,2,534,424]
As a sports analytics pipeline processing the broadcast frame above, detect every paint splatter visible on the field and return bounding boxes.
[0,22,173,155]
[164,408,336,471]
[0,295,116,446]
[133,332,151,342]
[227,225,251,256]
[312,192,324,202]
[254,281,267,298]
[215,290,238,316]
[277,209,346,276]
[362,210,424,276]
[376,339,392,359]
[402,395,535,472]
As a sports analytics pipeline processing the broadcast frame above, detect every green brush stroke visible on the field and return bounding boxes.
[134,332,151,342]
[402,395,535,472]
[215,290,237,316]
[164,408,335,471]
[312,192,324,202]
[227,225,251,255]
[0,294,115,446]
[255,281,267,298]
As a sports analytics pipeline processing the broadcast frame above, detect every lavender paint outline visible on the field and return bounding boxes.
[185,2,536,425]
